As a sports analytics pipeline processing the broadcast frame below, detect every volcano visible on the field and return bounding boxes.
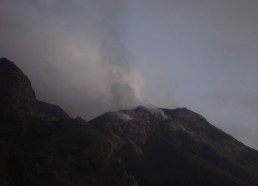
[0,57,258,186]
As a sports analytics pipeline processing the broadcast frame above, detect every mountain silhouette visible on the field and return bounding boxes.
[0,57,258,186]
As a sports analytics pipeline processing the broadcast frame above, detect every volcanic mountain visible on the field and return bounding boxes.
[0,57,258,186]
[89,106,258,185]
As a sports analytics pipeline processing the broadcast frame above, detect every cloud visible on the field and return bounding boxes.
[0,0,143,119]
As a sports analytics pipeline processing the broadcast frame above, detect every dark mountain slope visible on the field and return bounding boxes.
[89,106,258,185]
[0,57,39,120]
[0,58,136,186]
[37,101,70,121]
[1,57,258,186]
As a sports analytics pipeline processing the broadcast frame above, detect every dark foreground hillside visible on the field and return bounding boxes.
[1,57,258,186]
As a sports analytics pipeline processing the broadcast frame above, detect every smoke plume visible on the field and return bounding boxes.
[0,0,143,119]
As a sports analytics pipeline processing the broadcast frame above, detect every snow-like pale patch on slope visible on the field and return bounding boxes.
[134,105,168,120]
[147,107,168,120]
[116,112,132,122]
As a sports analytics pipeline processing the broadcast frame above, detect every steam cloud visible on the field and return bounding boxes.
[0,0,143,119]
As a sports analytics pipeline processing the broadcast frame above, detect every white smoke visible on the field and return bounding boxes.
[0,0,144,119]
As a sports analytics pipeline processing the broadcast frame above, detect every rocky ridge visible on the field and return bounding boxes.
[1,57,258,186]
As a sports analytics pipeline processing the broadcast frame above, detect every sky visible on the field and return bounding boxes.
[0,0,258,150]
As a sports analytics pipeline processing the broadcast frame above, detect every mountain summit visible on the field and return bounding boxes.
[0,57,39,119]
[90,106,258,185]
[1,58,258,186]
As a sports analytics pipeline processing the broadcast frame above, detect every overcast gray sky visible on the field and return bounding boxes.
[1,0,258,150]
